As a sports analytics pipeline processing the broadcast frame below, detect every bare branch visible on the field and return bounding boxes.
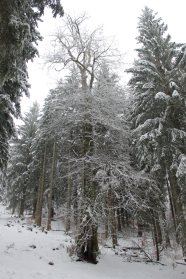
[45,13,122,89]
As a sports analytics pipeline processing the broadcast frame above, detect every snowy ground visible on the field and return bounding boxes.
[0,204,185,279]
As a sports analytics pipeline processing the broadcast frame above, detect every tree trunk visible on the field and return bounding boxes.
[32,185,39,218]
[109,187,117,248]
[137,223,143,237]
[32,197,37,219]
[117,208,121,232]
[12,207,15,215]
[154,211,162,244]
[77,211,98,264]
[73,184,78,226]
[19,185,26,217]
[66,145,71,233]
[121,207,125,228]
[126,210,129,227]
[151,210,160,261]
[161,210,171,248]
[104,193,109,238]
[47,138,56,230]
[35,168,42,224]
[36,142,47,227]
[76,94,98,263]
[75,65,99,263]
[166,176,177,233]
[168,170,186,256]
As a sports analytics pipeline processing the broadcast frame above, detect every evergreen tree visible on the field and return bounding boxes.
[7,101,40,215]
[0,0,64,172]
[127,6,186,256]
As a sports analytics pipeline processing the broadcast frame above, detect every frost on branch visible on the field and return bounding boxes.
[176,155,186,178]
[155,92,170,101]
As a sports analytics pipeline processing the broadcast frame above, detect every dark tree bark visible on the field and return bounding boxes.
[35,142,47,226]
[117,208,121,232]
[121,207,125,228]
[109,187,117,248]
[47,138,56,230]
[19,185,26,217]
[104,193,109,238]
[151,210,160,261]
[168,169,186,256]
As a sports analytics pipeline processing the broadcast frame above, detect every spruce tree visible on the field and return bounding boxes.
[0,0,64,172]
[7,101,40,215]
[127,6,186,256]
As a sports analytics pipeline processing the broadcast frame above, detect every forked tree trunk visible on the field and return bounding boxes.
[35,142,47,227]
[77,95,98,263]
[47,138,56,230]
[77,133,98,262]
[75,63,98,263]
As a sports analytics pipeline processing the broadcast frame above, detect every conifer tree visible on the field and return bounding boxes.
[127,6,186,256]
[7,101,40,215]
[0,0,64,172]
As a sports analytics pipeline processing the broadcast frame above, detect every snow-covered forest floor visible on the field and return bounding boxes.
[0,203,186,279]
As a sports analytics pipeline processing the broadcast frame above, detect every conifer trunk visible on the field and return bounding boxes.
[166,177,177,234]
[168,169,186,256]
[125,210,129,227]
[35,168,42,224]
[73,184,78,226]
[151,210,160,261]
[121,207,125,228]
[66,146,71,233]
[47,138,56,230]
[109,187,117,248]
[35,142,47,226]
[33,196,37,219]
[117,208,121,232]
[154,212,162,244]
[19,185,26,217]
[161,210,171,248]
[104,193,109,238]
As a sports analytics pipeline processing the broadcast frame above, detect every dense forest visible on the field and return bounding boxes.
[0,1,186,265]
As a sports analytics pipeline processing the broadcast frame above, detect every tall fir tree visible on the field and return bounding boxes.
[0,0,64,172]
[7,101,40,216]
[127,7,186,256]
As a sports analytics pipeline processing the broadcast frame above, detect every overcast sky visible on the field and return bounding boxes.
[21,0,186,114]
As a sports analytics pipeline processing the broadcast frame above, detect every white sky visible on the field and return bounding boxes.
[21,0,186,114]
